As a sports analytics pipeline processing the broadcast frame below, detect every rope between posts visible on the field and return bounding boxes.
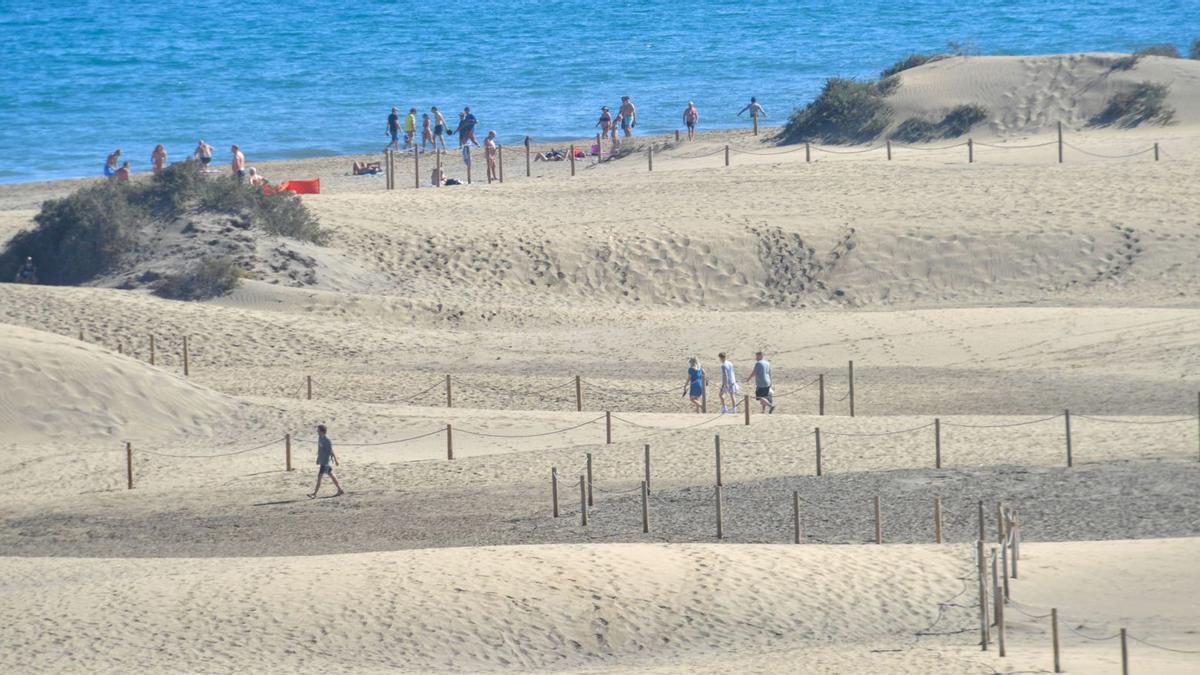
[823,422,935,437]
[1063,142,1156,159]
[890,141,970,151]
[811,144,885,155]
[1127,635,1200,654]
[663,147,728,160]
[729,146,806,156]
[942,414,1063,429]
[1009,600,1200,654]
[1073,415,1195,425]
[324,427,446,447]
[973,140,1058,150]
[135,436,286,459]
[456,415,605,438]
[612,412,727,432]
[402,379,447,403]
[772,376,821,398]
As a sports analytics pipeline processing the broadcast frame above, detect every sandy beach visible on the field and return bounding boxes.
[3,53,1200,673]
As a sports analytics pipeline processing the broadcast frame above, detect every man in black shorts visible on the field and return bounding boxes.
[309,424,345,498]
[386,107,401,150]
[746,350,775,414]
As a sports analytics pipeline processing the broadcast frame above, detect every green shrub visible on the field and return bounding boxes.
[1135,44,1180,58]
[941,104,989,136]
[0,182,147,285]
[891,104,988,142]
[881,53,943,79]
[1089,82,1175,128]
[890,117,940,143]
[1190,39,1200,60]
[154,257,243,300]
[778,77,896,144]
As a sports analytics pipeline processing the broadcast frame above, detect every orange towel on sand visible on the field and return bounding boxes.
[276,179,320,194]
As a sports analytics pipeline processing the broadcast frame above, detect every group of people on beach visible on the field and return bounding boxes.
[684,351,775,415]
[386,105,505,183]
[102,140,266,187]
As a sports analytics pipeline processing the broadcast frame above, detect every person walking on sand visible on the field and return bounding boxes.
[404,107,418,149]
[683,357,705,413]
[484,130,499,182]
[737,97,767,125]
[421,113,434,151]
[746,350,775,414]
[460,106,480,147]
[104,149,121,177]
[194,140,214,167]
[431,106,448,152]
[151,144,167,173]
[618,96,637,137]
[309,424,345,498]
[230,144,245,179]
[718,352,739,413]
[683,101,699,140]
[386,106,401,150]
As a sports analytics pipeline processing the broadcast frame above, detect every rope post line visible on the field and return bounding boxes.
[714,434,722,486]
[715,485,724,539]
[848,360,856,417]
[647,146,653,171]
[569,145,576,176]
[285,433,292,472]
[977,539,989,650]
[1121,628,1128,674]
[641,480,649,533]
[805,142,811,163]
[743,395,750,425]
[968,138,974,163]
[934,418,941,468]
[446,424,453,460]
[886,139,892,160]
[586,453,594,507]
[724,145,730,167]
[1057,121,1064,163]
[1051,608,1062,671]
[579,475,588,526]
[815,427,823,476]
[1064,409,1073,467]
[793,491,803,543]
[414,147,420,189]
[643,444,651,493]
[306,375,312,401]
[498,145,504,182]
[126,442,133,490]
[551,467,559,518]
[524,136,531,177]
[818,373,825,415]
[934,496,943,543]
[1154,142,1159,161]
[575,375,582,412]
[182,335,189,377]
[993,550,1006,657]
[149,335,156,366]
[445,374,452,408]
[605,411,612,444]
[874,495,882,544]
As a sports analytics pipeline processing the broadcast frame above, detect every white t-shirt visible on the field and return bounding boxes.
[721,361,738,392]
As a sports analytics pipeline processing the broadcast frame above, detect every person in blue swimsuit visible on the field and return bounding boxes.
[683,357,705,413]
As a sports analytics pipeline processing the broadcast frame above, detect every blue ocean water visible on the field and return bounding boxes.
[1,0,1196,183]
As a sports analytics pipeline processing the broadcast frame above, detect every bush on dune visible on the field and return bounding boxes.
[777,77,897,144]
[1134,44,1181,58]
[880,53,943,79]
[1190,39,1200,60]
[154,256,244,300]
[1089,82,1175,128]
[891,104,988,143]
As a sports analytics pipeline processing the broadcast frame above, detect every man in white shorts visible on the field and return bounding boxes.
[718,352,739,413]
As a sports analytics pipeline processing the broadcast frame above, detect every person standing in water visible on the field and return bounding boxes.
[421,113,434,151]
[596,106,612,138]
[404,107,418,149]
[309,424,345,498]
[683,102,699,140]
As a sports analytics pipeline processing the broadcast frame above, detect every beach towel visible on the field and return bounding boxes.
[277,179,320,195]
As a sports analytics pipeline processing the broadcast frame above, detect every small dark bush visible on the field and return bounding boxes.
[890,118,940,143]
[1089,82,1176,128]
[154,257,243,300]
[778,77,895,144]
[1190,39,1200,60]
[0,182,147,285]
[147,160,209,215]
[1134,44,1180,58]
[197,176,325,243]
[1109,55,1140,71]
[941,104,989,136]
[891,105,988,143]
[881,53,944,79]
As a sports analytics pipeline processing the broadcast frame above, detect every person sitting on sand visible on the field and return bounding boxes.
[194,140,214,167]
[431,166,445,186]
[104,149,121,177]
[683,101,699,140]
[14,256,37,284]
[683,356,705,413]
[353,160,382,175]
[310,424,344,498]
[485,130,499,181]
[113,161,131,183]
[718,351,739,413]
[246,167,267,187]
[151,144,167,173]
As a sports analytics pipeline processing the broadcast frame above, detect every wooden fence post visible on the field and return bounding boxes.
[551,467,559,517]
[446,424,453,460]
[285,433,292,472]
[435,146,442,188]
[580,475,588,526]
[586,452,594,506]
[641,480,649,532]
[524,136,531,176]
[724,145,730,166]
[1154,142,1159,162]
[886,140,892,160]
[977,539,990,650]
[644,444,651,493]
[1052,608,1061,672]
[117,342,123,355]
[414,148,420,189]
[445,374,453,408]
[715,485,724,539]
[1120,628,1129,674]
[819,373,825,415]
[570,145,575,176]
[935,418,941,468]
[605,411,612,444]
[1001,538,1011,602]
[714,434,723,486]
[149,335,155,365]
[182,335,189,376]
[466,147,472,184]
[1195,391,1199,462]
[814,427,823,476]
[1064,409,1072,467]
[934,496,943,543]
[306,375,312,401]
[78,327,84,341]
[743,395,750,425]
[675,129,680,142]
[994,550,1006,656]
[126,441,133,490]
[1057,121,1064,163]
[968,138,974,163]
[848,360,855,417]
[647,146,653,172]
[805,142,811,163]
[874,495,882,544]
[997,502,1005,544]
[793,491,803,543]
[575,375,582,412]
[978,500,986,543]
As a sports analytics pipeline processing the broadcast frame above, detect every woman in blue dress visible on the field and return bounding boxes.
[684,357,705,413]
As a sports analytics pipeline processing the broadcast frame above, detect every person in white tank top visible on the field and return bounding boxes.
[718,351,739,413]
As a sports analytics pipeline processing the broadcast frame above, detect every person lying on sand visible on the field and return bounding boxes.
[246,167,267,187]
[535,149,567,161]
[14,256,37,284]
[353,161,382,175]
[310,424,345,498]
